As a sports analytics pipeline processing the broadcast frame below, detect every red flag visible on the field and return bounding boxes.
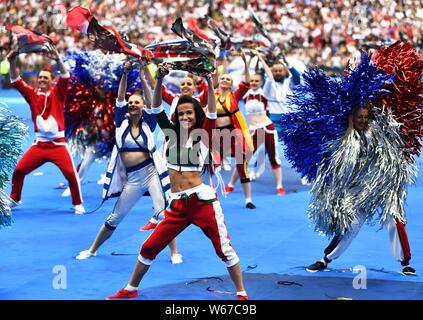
[66,5,152,62]
[6,25,50,44]
[186,18,211,41]
[66,6,93,33]
[6,25,52,54]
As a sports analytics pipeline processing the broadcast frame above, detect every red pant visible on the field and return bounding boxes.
[252,123,281,169]
[10,143,82,205]
[140,190,239,266]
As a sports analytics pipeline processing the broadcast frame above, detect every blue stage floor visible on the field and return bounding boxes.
[1,90,422,300]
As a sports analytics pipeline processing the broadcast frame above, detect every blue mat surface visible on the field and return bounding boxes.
[0,90,422,300]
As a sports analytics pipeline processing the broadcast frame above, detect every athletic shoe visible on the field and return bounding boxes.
[246,202,256,209]
[97,174,107,185]
[301,177,311,185]
[224,185,234,193]
[237,295,249,300]
[140,221,158,231]
[402,266,417,276]
[223,158,231,171]
[306,261,327,272]
[76,249,96,260]
[7,199,22,208]
[107,288,138,299]
[74,204,86,215]
[171,253,183,264]
[61,187,71,197]
[276,187,286,195]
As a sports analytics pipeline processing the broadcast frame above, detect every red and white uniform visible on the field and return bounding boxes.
[138,108,239,267]
[161,81,208,119]
[243,88,281,169]
[9,74,83,205]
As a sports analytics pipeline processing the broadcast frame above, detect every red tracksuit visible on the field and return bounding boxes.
[10,75,82,205]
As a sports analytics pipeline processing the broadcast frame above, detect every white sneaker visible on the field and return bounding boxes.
[97,174,107,185]
[61,187,71,197]
[8,199,22,208]
[76,249,97,260]
[223,157,231,171]
[74,204,86,214]
[301,177,311,186]
[171,253,183,264]
[249,171,256,181]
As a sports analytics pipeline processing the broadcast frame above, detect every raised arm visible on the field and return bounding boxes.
[51,45,68,75]
[6,50,19,80]
[152,64,169,108]
[240,49,250,85]
[118,61,131,102]
[280,53,300,85]
[253,49,273,79]
[205,75,216,114]
[139,67,152,108]
[152,64,175,130]
[145,63,156,89]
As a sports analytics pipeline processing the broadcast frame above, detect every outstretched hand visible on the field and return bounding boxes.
[48,45,60,61]
[123,61,132,73]
[156,63,170,79]
[239,48,247,62]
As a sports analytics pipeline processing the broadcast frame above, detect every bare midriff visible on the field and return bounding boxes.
[168,169,203,193]
[120,151,150,168]
[248,114,270,127]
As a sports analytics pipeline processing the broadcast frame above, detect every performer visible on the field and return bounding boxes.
[76,62,181,264]
[225,51,285,195]
[279,43,422,276]
[306,104,416,275]
[6,47,85,214]
[161,73,208,118]
[216,50,256,209]
[140,70,210,231]
[62,87,115,198]
[263,54,301,133]
[107,65,249,300]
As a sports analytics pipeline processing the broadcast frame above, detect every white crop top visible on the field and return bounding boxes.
[243,88,267,116]
[121,131,148,152]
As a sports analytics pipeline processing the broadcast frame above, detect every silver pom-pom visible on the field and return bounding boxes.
[308,111,417,237]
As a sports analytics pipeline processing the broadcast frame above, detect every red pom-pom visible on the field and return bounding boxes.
[373,41,423,157]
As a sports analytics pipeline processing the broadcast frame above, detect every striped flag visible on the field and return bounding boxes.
[66,5,152,61]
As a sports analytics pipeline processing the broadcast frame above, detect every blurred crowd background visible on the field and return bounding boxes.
[1,0,422,85]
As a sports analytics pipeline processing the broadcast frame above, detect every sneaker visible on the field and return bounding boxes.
[223,158,231,171]
[107,288,138,299]
[237,294,249,300]
[246,202,256,209]
[140,221,158,231]
[224,185,234,193]
[276,187,286,195]
[61,187,71,197]
[402,266,417,276]
[8,199,22,208]
[74,204,86,215]
[249,171,256,181]
[171,253,183,264]
[306,261,327,272]
[76,249,96,260]
[301,177,311,186]
[97,174,107,185]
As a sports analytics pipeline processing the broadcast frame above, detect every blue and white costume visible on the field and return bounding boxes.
[101,101,170,229]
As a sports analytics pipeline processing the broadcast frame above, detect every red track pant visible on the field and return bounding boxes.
[10,143,83,205]
[139,184,239,267]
